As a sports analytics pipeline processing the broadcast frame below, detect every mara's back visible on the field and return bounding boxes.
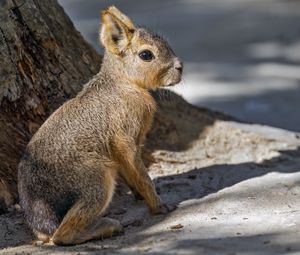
[25,75,153,163]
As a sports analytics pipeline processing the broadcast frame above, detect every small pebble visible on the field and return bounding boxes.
[14,204,21,211]
[35,241,44,246]
[170,223,184,230]
[187,174,197,180]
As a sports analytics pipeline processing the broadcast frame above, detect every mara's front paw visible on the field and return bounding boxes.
[151,203,177,215]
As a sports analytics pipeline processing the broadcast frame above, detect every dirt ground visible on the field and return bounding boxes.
[1,94,300,254]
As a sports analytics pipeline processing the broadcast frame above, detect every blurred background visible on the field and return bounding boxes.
[58,0,300,132]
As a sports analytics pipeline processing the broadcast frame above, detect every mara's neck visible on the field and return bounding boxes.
[98,51,128,85]
[81,51,156,111]
[87,51,152,101]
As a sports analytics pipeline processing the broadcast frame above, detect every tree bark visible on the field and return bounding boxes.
[0,0,101,212]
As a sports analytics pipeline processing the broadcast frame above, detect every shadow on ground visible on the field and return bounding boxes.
[147,90,235,152]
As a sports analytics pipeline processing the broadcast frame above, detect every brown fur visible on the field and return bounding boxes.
[18,6,183,246]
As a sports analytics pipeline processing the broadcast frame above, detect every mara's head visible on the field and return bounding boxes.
[100,6,183,89]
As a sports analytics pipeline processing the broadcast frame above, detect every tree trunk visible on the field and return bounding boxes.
[0,0,101,212]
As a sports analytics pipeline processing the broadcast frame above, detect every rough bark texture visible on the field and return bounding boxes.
[0,0,101,211]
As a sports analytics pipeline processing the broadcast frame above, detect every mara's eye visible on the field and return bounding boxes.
[138,50,154,61]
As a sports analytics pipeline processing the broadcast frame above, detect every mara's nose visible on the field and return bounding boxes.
[174,58,183,74]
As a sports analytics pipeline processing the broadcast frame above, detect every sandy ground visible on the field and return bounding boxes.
[58,0,300,132]
[1,95,300,254]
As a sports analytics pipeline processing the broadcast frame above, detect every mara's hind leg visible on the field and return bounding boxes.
[52,163,122,246]
[52,202,123,245]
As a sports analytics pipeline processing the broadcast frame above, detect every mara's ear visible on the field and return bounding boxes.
[100,6,135,54]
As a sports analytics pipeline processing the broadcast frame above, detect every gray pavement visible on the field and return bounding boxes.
[59,0,300,132]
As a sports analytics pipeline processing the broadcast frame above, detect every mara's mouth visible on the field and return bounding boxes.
[164,77,182,87]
